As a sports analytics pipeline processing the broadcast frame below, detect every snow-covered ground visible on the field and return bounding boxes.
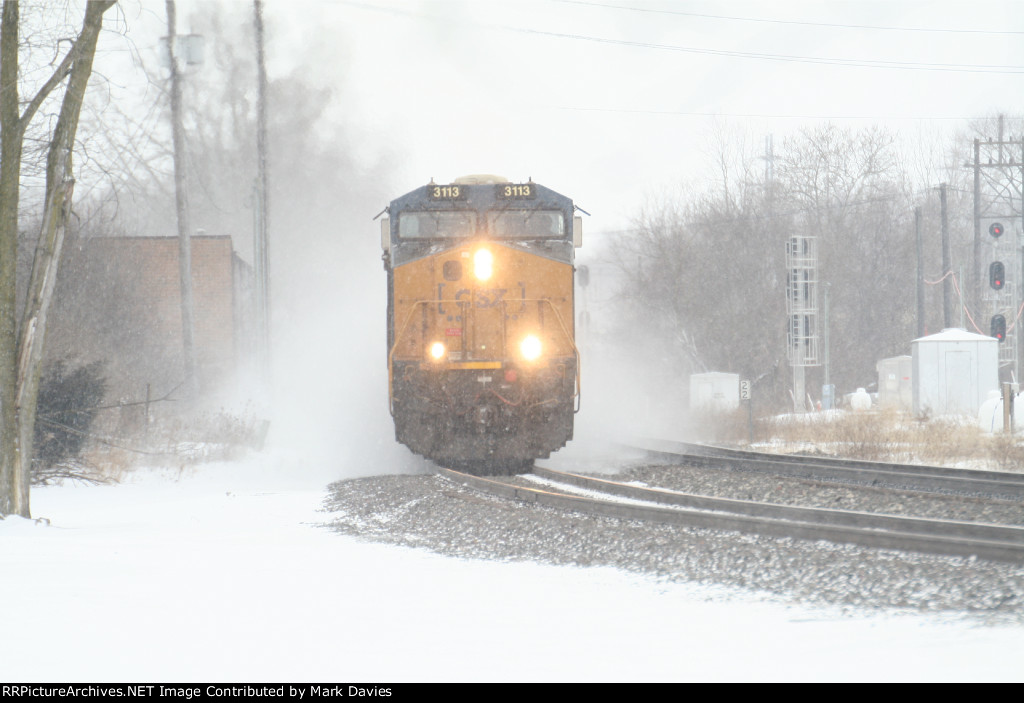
[2,453,1023,682]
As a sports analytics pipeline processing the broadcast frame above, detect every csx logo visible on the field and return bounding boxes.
[437,284,524,312]
[463,288,507,308]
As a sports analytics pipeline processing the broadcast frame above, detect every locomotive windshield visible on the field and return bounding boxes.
[488,209,565,238]
[399,211,475,239]
[386,180,578,266]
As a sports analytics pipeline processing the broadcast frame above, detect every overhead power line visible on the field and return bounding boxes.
[339,1,1024,74]
[551,106,983,121]
[557,0,1024,36]
[509,26,1024,74]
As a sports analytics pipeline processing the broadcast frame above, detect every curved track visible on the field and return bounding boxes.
[432,452,1024,563]
[633,438,1024,499]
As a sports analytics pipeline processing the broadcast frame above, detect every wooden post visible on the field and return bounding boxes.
[166,0,198,399]
[1003,382,1013,434]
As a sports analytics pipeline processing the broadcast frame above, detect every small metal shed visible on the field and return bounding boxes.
[877,355,912,411]
[689,372,739,411]
[911,329,999,417]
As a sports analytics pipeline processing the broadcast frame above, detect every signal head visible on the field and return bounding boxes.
[991,314,1007,342]
[990,261,1006,290]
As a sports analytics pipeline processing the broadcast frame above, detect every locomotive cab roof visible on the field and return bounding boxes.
[381,178,582,266]
[451,174,510,185]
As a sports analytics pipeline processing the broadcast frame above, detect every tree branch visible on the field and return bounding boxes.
[16,1,115,133]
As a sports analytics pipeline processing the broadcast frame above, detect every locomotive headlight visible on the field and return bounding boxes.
[473,248,494,281]
[520,335,542,361]
[428,342,446,360]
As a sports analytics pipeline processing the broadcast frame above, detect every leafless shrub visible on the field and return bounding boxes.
[986,434,1024,472]
[765,410,1024,471]
[32,459,113,486]
[684,406,765,445]
[67,406,270,481]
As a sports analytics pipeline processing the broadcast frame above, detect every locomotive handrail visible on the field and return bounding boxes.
[387,298,580,416]
[504,298,581,409]
[388,299,447,416]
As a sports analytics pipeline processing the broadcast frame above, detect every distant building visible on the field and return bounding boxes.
[911,328,998,417]
[689,372,740,411]
[46,235,253,404]
[876,355,912,411]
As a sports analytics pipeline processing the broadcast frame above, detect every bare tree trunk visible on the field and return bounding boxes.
[0,0,24,516]
[15,180,73,514]
[0,0,114,517]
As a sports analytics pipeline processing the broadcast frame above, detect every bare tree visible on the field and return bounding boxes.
[0,0,115,517]
[775,125,915,391]
[610,124,917,409]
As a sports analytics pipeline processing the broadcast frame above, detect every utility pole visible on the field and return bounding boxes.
[253,0,271,385]
[971,123,1024,380]
[940,183,951,329]
[974,138,981,312]
[165,0,198,399]
[823,282,831,393]
[915,206,925,337]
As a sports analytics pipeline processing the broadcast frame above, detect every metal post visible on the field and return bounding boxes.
[973,139,981,313]
[1019,139,1023,383]
[959,264,965,329]
[915,206,925,337]
[793,364,805,413]
[940,183,951,329]
[823,283,830,388]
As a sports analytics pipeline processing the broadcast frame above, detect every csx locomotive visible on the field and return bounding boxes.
[380,175,582,472]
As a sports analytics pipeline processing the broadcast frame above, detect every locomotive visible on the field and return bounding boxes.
[379,175,583,472]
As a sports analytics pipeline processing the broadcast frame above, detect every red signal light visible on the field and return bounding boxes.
[990,261,1006,290]
[989,222,1005,238]
[991,314,1007,342]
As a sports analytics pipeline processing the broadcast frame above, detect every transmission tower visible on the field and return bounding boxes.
[786,234,820,411]
[973,128,1023,380]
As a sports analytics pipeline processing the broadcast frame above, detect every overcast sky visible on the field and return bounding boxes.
[272,0,1024,230]
[109,0,1024,236]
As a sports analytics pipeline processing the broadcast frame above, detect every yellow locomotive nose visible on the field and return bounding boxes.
[473,248,494,281]
[385,177,580,470]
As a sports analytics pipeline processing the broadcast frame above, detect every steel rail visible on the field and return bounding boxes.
[433,465,1024,564]
[532,464,1024,544]
[630,438,1024,499]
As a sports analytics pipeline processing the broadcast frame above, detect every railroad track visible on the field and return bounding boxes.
[634,438,1024,500]
[432,449,1024,564]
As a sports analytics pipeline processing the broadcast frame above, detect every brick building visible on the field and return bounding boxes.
[47,235,253,404]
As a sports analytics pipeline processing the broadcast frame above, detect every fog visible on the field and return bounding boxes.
[62,0,1024,476]
[6,3,1024,682]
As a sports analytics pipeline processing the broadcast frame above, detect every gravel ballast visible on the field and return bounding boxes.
[322,462,1024,624]
[614,462,1024,526]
